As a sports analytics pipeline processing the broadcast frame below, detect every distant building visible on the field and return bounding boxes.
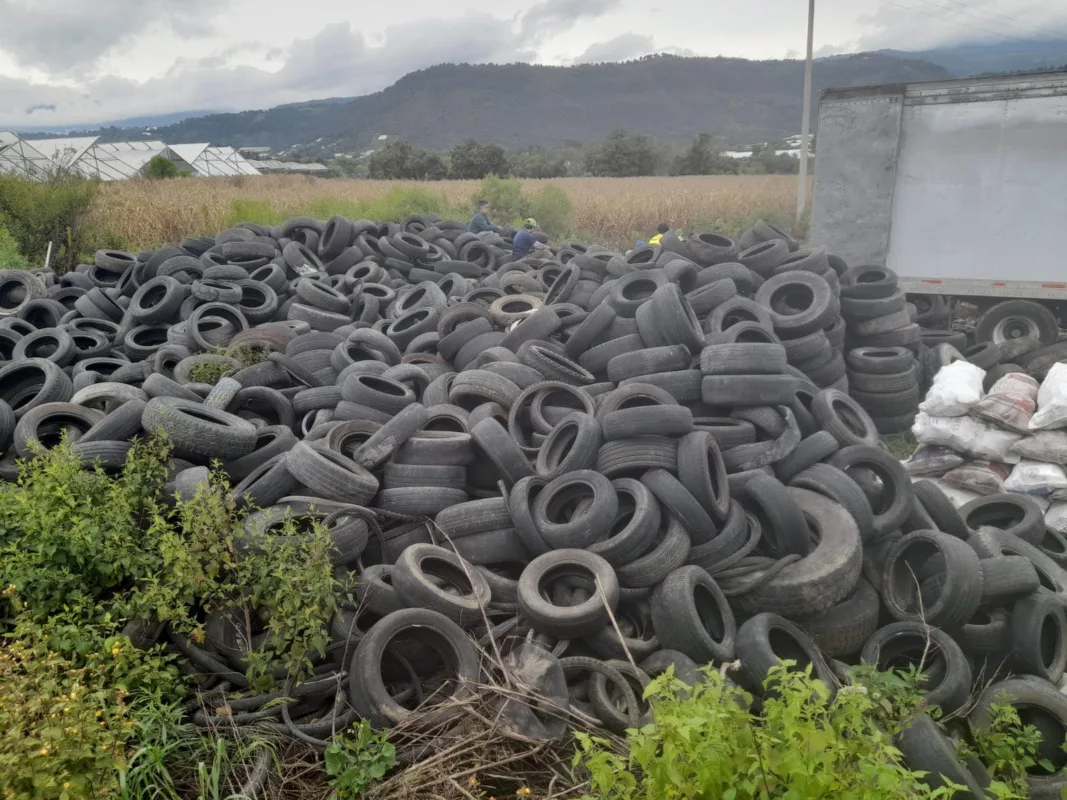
[238,146,272,158]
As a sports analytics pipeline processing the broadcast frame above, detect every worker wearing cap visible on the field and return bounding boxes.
[511,218,541,261]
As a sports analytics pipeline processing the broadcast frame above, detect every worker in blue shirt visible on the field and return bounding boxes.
[511,218,540,261]
[468,200,500,234]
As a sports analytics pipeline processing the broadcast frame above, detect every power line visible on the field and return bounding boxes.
[904,0,1067,45]
[876,0,1033,44]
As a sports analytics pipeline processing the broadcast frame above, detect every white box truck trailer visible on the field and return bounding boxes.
[810,69,1067,345]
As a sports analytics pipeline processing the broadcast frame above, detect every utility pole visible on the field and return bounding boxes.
[797,0,815,221]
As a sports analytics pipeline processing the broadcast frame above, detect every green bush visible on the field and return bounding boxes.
[0,172,100,272]
[473,176,574,236]
[0,224,28,268]
[144,156,180,180]
[528,184,574,237]
[584,129,656,177]
[575,664,971,800]
[474,174,527,226]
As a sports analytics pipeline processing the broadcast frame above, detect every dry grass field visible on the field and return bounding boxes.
[88,174,803,250]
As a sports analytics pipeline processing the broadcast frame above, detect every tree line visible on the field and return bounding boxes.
[330,130,806,181]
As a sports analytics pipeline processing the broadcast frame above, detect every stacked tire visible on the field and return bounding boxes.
[839,265,923,433]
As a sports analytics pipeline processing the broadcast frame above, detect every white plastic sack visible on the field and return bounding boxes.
[930,478,981,508]
[1030,363,1067,431]
[1046,501,1067,536]
[918,360,986,417]
[1010,431,1067,465]
[971,373,1039,433]
[942,460,1011,496]
[905,444,965,477]
[1003,459,1067,496]
[912,412,1023,463]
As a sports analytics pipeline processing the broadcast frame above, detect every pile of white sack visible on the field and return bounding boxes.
[910,359,1067,534]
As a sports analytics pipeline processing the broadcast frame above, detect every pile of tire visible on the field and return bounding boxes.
[840,265,924,434]
[2,215,1066,796]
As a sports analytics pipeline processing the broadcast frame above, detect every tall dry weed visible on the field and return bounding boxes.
[88,174,801,250]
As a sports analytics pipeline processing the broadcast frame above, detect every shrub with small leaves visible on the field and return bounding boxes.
[324,721,397,799]
[574,664,940,800]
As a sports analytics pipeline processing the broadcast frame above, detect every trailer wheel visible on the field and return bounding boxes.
[975,300,1058,346]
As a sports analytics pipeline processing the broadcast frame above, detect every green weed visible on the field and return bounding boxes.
[324,721,397,798]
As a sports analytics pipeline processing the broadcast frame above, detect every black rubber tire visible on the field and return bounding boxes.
[847,362,919,393]
[700,374,798,407]
[959,493,1045,545]
[733,487,863,618]
[641,468,716,546]
[517,549,620,638]
[588,477,661,568]
[284,441,378,504]
[141,396,256,461]
[975,299,1059,347]
[735,612,835,693]
[606,345,689,383]
[756,271,836,338]
[596,436,678,479]
[1010,593,1067,684]
[699,343,787,376]
[828,445,913,536]
[676,430,730,523]
[882,530,983,629]
[789,462,876,543]
[634,283,704,351]
[980,555,1040,606]
[962,341,1001,369]
[840,290,900,317]
[970,677,1067,800]
[861,621,972,714]
[535,412,602,479]
[896,713,987,797]
[911,480,969,540]
[349,403,427,471]
[846,345,914,374]
[392,544,490,628]
[740,474,811,558]
[531,469,619,549]
[640,650,705,686]
[810,389,879,447]
[650,565,736,663]
[349,608,479,729]
[600,405,693,442]
[772,431,838,484]
[795,577,880,658]
[616,517,691,589]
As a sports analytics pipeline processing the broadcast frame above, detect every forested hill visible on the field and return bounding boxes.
[98,53,951,152]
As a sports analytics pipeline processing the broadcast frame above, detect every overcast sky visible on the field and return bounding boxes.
[1,0,1065,129]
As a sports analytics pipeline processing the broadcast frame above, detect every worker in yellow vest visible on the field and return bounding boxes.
[648,223,669,246]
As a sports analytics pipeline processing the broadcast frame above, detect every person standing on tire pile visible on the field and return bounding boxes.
[511,218,543,261]
[468,200,500,234]
[648,222,670,246]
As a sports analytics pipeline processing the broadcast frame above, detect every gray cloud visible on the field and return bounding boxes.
[520,0,623,39]
[0,14,541,128]
[0,0,232,73]
[574,33,656,63]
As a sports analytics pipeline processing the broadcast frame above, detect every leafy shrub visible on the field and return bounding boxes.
[528,184,574,237]
[0,435,340,685]
[575,665,939,800]
[325,721,397,798]
[0,223,29,268]
[0,172,100,272]
[475,175,527,226]
[0,615,183,800]
[144,156,180,180]
[473,176,575,236]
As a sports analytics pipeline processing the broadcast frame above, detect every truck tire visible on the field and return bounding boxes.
[975,299,1058,346]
